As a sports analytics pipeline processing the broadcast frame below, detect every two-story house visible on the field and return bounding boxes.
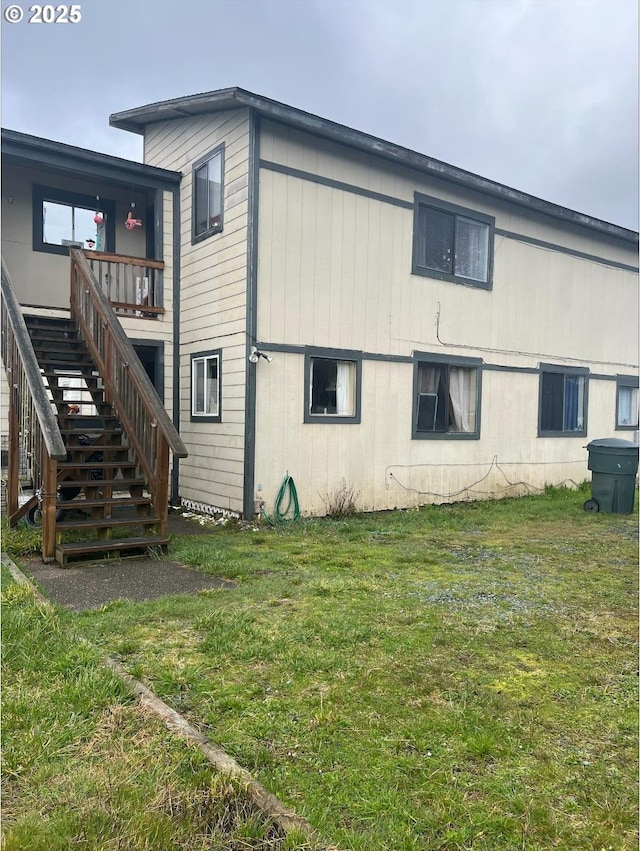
[2,87,638,561]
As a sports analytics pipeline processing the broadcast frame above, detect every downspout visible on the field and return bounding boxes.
[243,109,260,519]
[171,184,182,505]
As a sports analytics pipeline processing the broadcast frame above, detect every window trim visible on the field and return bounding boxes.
[190,349,222,423]
[191,143,225,245]
[32,185,116,256]
[411,351,482,440]
[304,348,362,424]
[615,374,639,431]
[537,363,589,438]
[412,192,494,290]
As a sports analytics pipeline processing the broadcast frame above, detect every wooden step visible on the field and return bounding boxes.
[57,496,152,510]
[55,515,159,531]
[58,460,138,474]
[56,536,170,565]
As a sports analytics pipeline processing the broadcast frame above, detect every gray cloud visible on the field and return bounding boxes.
[1,0,637,228]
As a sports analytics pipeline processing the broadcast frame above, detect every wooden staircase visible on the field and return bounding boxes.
[2,251,187,566]
[25,315,167,564]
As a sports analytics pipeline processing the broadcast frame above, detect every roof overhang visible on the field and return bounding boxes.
[1,128,182,191]
[110,87,638,245]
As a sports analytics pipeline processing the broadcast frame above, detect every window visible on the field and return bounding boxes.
[538,364,588,436]
[304,350,362,424]
[412,193,494,289]
[33,185,115,256]
[191,350,221,421]
[412,354,481,439]
[616,375,639,430]
[192,145,224,243]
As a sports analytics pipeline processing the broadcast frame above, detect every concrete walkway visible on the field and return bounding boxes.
[19,511,235,612]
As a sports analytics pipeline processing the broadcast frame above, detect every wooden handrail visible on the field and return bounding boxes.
[1,260,66,462]
[1,258,65,557]
[84,249,165,270]
[69,249,186,530]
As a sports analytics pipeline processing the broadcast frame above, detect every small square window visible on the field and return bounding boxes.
[412,193,494,289]
[538,365,588,437]
[191,350,221,421]
[412,355,481,439]
[192,145,224,243]
[616,376,639,430]
[304,351,362,424]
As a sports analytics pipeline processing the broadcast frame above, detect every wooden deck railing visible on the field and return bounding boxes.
[84,250,165,317]
[69,249,187,537]
[1,258,66,561]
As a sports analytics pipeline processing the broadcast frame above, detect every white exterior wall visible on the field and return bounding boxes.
[144,109,251,514]
[254,121,638,515]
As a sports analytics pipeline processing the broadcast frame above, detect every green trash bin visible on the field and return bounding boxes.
[584,438,639,514]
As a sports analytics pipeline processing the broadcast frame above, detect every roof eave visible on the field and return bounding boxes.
[108,88,639,244]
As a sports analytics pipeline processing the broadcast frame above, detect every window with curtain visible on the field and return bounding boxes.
[191,350,221,421]
[192,145,224,243]
[414,359,480,438]
[412,193,494,289]
[538,366,588,436]
[616,377,639,429]
[305,353,361,423]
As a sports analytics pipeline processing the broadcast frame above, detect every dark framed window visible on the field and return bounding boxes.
[538,364,588,437]
[192,144,224,244]
[191,349,221,422]
[412,352,482,439]
[304,349,362,424]
[616,375,639,430]
[32,185,115,256]
[412,193,494,289]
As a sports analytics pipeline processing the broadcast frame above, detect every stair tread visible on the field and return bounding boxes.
[58,460,137,469]
[58,497,151,508]
[56,516,159,530]
[56,536,169,554]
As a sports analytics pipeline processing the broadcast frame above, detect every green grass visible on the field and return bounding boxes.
[66,486,639,850]
[0,572,305,850]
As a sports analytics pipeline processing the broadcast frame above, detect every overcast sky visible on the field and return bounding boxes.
[1,0,637,230]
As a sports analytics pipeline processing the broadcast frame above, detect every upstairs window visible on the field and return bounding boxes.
[191,350,221,422]
[192,145,224,243]
[412,193,494,289]
[304,350,362,424]
[538,365,588,437]
[33,185,115,256]
[616,376,639,430]
[412,354,481,439]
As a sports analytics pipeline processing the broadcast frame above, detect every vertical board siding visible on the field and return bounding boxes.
[145,111,252,516]
[253,121,637,516]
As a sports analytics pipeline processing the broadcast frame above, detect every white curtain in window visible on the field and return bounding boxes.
[618,386,638,426]
[418,366,440,394]
[455,218,489,281]
[449,367,473,432]
[336,361,355,415]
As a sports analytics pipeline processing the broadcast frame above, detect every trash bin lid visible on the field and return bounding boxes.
[586,438,639,451]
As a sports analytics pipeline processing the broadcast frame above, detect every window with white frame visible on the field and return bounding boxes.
[305,353,361,423]
[413,356,481,439]
[616,376,639,430]
[538,365,588,436]
[192,145,224,243]
[412,193,494,289]
[191,351,221,421]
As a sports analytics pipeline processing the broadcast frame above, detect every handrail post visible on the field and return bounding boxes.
[41,453,57,563]
[7,385,19,520]
[155,432,170,539]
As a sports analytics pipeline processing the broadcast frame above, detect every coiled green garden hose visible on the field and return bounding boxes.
[262,474,300,525]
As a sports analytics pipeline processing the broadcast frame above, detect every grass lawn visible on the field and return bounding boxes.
[4,486,638,849]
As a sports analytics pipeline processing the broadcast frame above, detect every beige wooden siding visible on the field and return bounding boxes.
[253,120,637,516]
[1,165,148,308]
[144,109,251,514]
